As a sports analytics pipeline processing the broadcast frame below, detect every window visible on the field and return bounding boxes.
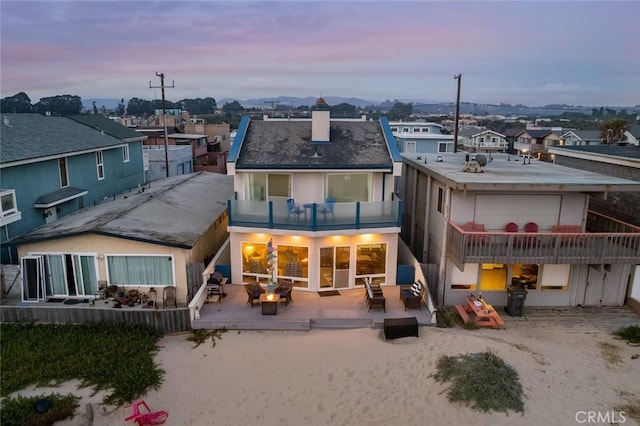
[479,263,508,291]
[491,137,497,143]
[327,173,371,202]
[107,255,174,286]
[355,243,386,284]
[96,151,104,180]
[512,264,539,290]
[29,253,98,296]
[242,242,269,283]
[437,186,444,214]
[391,127,398,132]
[122,145,130,163]
[0,190,18,217]
[59,157,69,187]
[277,245,309,287]
[438,143,449,153]
[412,128,420,133]
[244,173,291,201]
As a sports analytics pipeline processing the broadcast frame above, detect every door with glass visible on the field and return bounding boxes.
[319,246,350,290]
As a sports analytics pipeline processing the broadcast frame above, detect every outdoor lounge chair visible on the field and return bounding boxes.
[521,222,540,247]
[399,281,424,311]
[244,282,265,308]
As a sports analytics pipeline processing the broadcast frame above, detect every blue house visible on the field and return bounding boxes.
[0,113,147,263]
[389,121,455,154]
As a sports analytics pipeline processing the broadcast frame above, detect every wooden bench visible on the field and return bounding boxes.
[384,317,419,339]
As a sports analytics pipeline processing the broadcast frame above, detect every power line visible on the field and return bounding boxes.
[149,72,175,178]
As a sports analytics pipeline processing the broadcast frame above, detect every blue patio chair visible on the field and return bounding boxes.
[319,197,335,221]
[287,198,304,222]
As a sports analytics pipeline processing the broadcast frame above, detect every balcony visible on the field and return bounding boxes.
[228,199,402,232]
[446,211,640,268]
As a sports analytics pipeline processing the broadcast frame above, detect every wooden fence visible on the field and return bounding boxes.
[0,306,191,334]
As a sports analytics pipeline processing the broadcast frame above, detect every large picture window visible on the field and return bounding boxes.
[107,255,173,286]
[244,173,291,201]
[327,173,371,202]
[277,245,309,285]
[355,243,386,286]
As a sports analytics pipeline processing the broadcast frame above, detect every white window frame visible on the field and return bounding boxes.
[0,189,18,217]
[122,145,130,163]
[96,151,105,180]
[105,254,175,287]
[59,157,69,188]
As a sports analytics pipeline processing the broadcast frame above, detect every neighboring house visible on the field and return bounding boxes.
[399,152,640,308]
[226,98,404,293]
[15,172,233,305]
[167,133,209,166]
[144,145,193,181]
[514,128,562,159]
[458,128,508,153]
[389,122,455,154]
[0,113,147,264]
[548,144,640,313]
[559,130,602,147]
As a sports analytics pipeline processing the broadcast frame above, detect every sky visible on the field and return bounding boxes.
[1,0,639,107]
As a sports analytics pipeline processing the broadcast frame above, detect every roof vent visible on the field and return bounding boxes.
[463,160,483,173]
[311,147,322,158]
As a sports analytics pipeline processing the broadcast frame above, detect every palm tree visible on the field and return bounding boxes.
[599,119,629,144]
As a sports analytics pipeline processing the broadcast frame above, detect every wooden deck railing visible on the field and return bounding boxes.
[447,213,640,267]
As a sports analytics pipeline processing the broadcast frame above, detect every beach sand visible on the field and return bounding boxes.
[16,324,640,426]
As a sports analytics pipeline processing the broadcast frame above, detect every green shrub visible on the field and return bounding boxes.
[613,325,640,345]
[432,350,525,414]
[0,393,79,426]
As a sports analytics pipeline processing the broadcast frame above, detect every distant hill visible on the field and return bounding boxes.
[81,96,638,117]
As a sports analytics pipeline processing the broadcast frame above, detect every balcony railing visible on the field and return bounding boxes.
[447,213,640,267]
[228,199,402,232]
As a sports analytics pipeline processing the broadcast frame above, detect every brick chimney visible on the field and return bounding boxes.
[311,97,330,143]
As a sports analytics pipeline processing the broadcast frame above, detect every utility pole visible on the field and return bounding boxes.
[453,73,462,154]
[264,100,279,115]
[149,72,175,177]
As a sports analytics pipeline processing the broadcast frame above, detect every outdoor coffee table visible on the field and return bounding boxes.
[259,294,280,315]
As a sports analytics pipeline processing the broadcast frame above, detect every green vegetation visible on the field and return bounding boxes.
[0,323,164,406]
[436,307,457,328]
[432,350,525,414]
[186,328,227,348]
[0,393,79,426]
[613,324,640,345]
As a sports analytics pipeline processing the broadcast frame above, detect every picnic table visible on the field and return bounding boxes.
[455,296,504,329]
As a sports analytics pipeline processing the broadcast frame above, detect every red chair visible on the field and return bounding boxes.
[125,400,168,426]
[505,222,519,245]
[522,222,539,247]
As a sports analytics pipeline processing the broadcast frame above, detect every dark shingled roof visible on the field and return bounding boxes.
[68,115,145,141]
[236,120,393,169]
[1,113,126,164]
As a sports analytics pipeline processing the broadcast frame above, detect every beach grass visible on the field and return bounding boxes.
[432,350,525,414]
[0,323,164,407]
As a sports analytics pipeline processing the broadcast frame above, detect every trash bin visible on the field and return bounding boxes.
[505,285,528,316]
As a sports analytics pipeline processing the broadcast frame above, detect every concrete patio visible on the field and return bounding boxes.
[192,284,434,330]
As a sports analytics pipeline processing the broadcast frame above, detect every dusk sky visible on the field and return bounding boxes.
[1,1,639,107]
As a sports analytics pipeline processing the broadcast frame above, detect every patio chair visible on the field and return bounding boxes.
[505,222,519,245]
[162,286,177,308]
[124,400,168,425]
[274,281,294,305]
[287,198,304,222]
[364,278,385,312]
[244,282,265,308]
[319,197,335,221]
[522,222,540,247]
[207,271,227,298]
